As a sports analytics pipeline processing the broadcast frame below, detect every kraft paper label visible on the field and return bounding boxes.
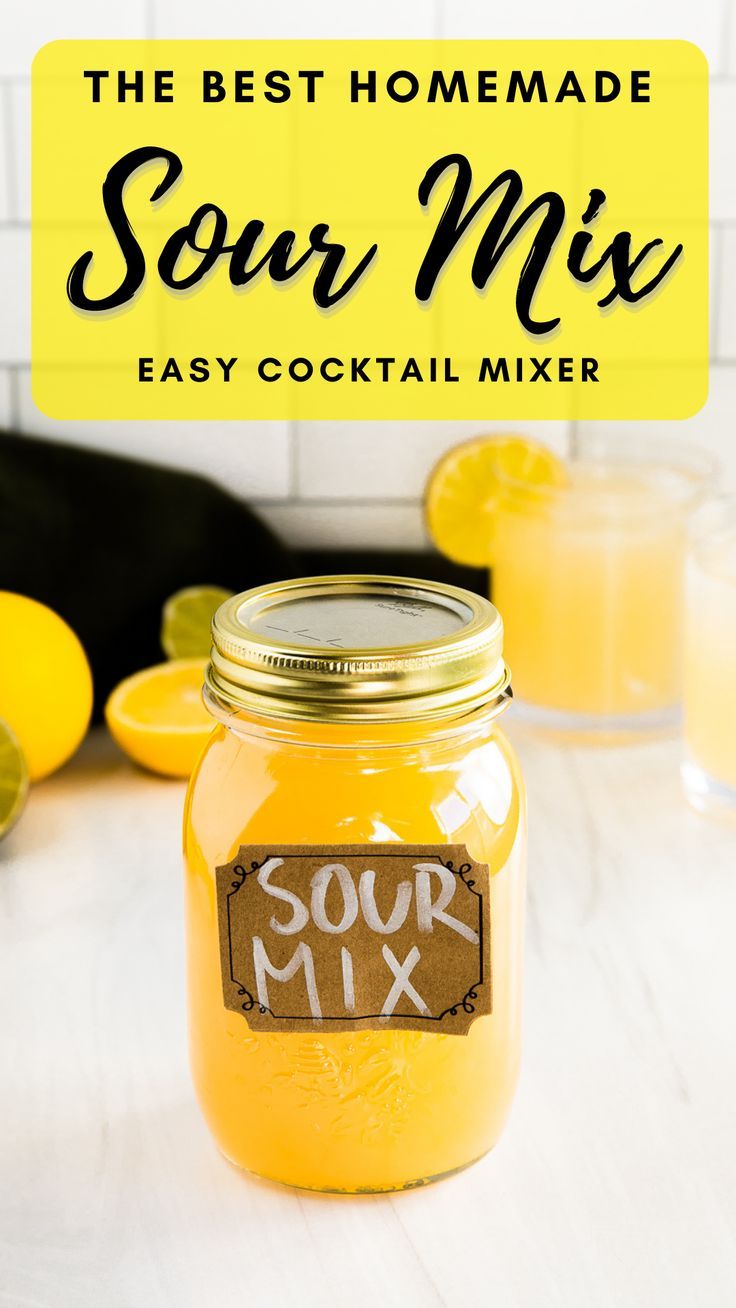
[216,844,492,1035]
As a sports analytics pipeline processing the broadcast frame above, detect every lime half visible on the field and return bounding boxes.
[0,718,29,840]
[161,586,233,660]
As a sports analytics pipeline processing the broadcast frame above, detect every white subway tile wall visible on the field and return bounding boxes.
[0,88,10,223]
[438,0,728,67]
[720,228,736,359]
[296,422,573,502]
[0,3,150,79]
[15,370,292,499]
[9,83,29,223]
[575,366,736,485]
[266,503,428,551]
[711,82,736,221]
[1,0,735,548]
[0,229,30,362]
[151,0,438,39]
[0,367,11,427]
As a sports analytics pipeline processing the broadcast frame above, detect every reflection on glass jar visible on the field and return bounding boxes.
[184,576,525,1192]
[682,497,736,819]
[491,433,716,738]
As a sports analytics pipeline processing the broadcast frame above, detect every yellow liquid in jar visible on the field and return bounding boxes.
[184,716,525,1193]
[684,540,736,791]
[492,467,688,721]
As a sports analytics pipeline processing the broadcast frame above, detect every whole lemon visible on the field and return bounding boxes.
[0,592,93,781]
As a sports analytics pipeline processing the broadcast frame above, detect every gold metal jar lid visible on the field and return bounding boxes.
[206,575,510,724]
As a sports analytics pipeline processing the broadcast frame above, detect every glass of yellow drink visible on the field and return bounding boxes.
[491,433,715,739]
[682,498,736,818]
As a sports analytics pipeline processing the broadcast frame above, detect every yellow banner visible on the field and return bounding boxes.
[32,40,708,419]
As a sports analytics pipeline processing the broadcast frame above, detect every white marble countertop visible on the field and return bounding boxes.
[2,724,735,1307]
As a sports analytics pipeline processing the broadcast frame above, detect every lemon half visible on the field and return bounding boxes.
[105,659,214,779]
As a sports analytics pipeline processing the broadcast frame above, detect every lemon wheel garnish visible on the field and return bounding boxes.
[424,434,567,567]
[0,718,29,840]
[105,659,214,779]
[161,585,233,660]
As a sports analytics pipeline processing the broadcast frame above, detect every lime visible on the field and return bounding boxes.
[161,585,233,660]
[425,435,567,567]
[0,718,29,839]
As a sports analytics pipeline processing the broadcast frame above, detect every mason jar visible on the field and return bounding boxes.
[184,575,525,1192]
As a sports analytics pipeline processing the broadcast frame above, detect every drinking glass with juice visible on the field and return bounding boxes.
[427,433,715,739]
[682,498,736,818]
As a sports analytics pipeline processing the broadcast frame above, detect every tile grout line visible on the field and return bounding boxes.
[7,363,22,429]
[433,0,444,41]
[711,224,723,360]
[144,0,156,41]
[720,1,733,78]
[1,81,16,224]
[288,420,299,498]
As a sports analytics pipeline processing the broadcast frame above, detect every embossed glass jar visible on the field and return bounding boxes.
[184,576,526,1193]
